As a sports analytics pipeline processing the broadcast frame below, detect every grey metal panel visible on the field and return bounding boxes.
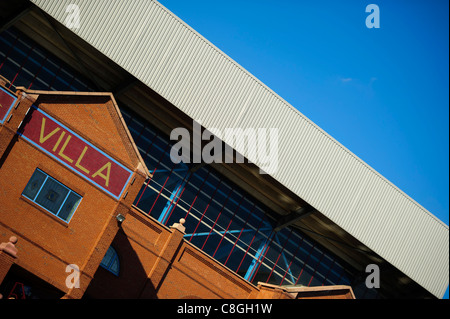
[31,0,449,298]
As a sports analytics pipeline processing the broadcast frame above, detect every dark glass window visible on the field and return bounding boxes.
[100,246,120,276]
[22,169,82,222]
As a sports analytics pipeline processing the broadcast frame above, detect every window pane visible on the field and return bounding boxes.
[22,169,82,222]
[100,246,120,276]
[110,256,120,275]
[22,169,46,200]
[35,178,69,214]
[58,192,81,221]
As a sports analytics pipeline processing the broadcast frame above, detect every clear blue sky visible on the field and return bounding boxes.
[158,0,449,298]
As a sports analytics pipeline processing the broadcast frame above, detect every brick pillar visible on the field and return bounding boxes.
[61,171,146,299]
[0,236,18,287]
[61,204,129,299]
[0,128,16,160]
[139,219,186,299]
[0,84,36,164]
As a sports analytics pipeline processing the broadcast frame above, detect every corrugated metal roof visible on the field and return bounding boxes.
[30,0,449,298]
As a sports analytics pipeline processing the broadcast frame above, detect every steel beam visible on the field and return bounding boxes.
[274,206,315,232]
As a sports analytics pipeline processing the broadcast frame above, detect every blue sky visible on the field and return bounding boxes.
[158,0,449,298]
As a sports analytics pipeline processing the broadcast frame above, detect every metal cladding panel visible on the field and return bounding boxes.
[31,0,449,297]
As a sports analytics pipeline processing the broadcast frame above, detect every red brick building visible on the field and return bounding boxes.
[0,77,147,298]
[0,78,355,299]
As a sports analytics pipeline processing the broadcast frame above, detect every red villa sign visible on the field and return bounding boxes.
[19,106,133,199]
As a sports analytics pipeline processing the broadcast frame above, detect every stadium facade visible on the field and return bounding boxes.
[0,0,448,299]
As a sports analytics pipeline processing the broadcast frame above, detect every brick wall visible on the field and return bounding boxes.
[84,207,258,299]
[84,207,355,299]
[0,81,147,298]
